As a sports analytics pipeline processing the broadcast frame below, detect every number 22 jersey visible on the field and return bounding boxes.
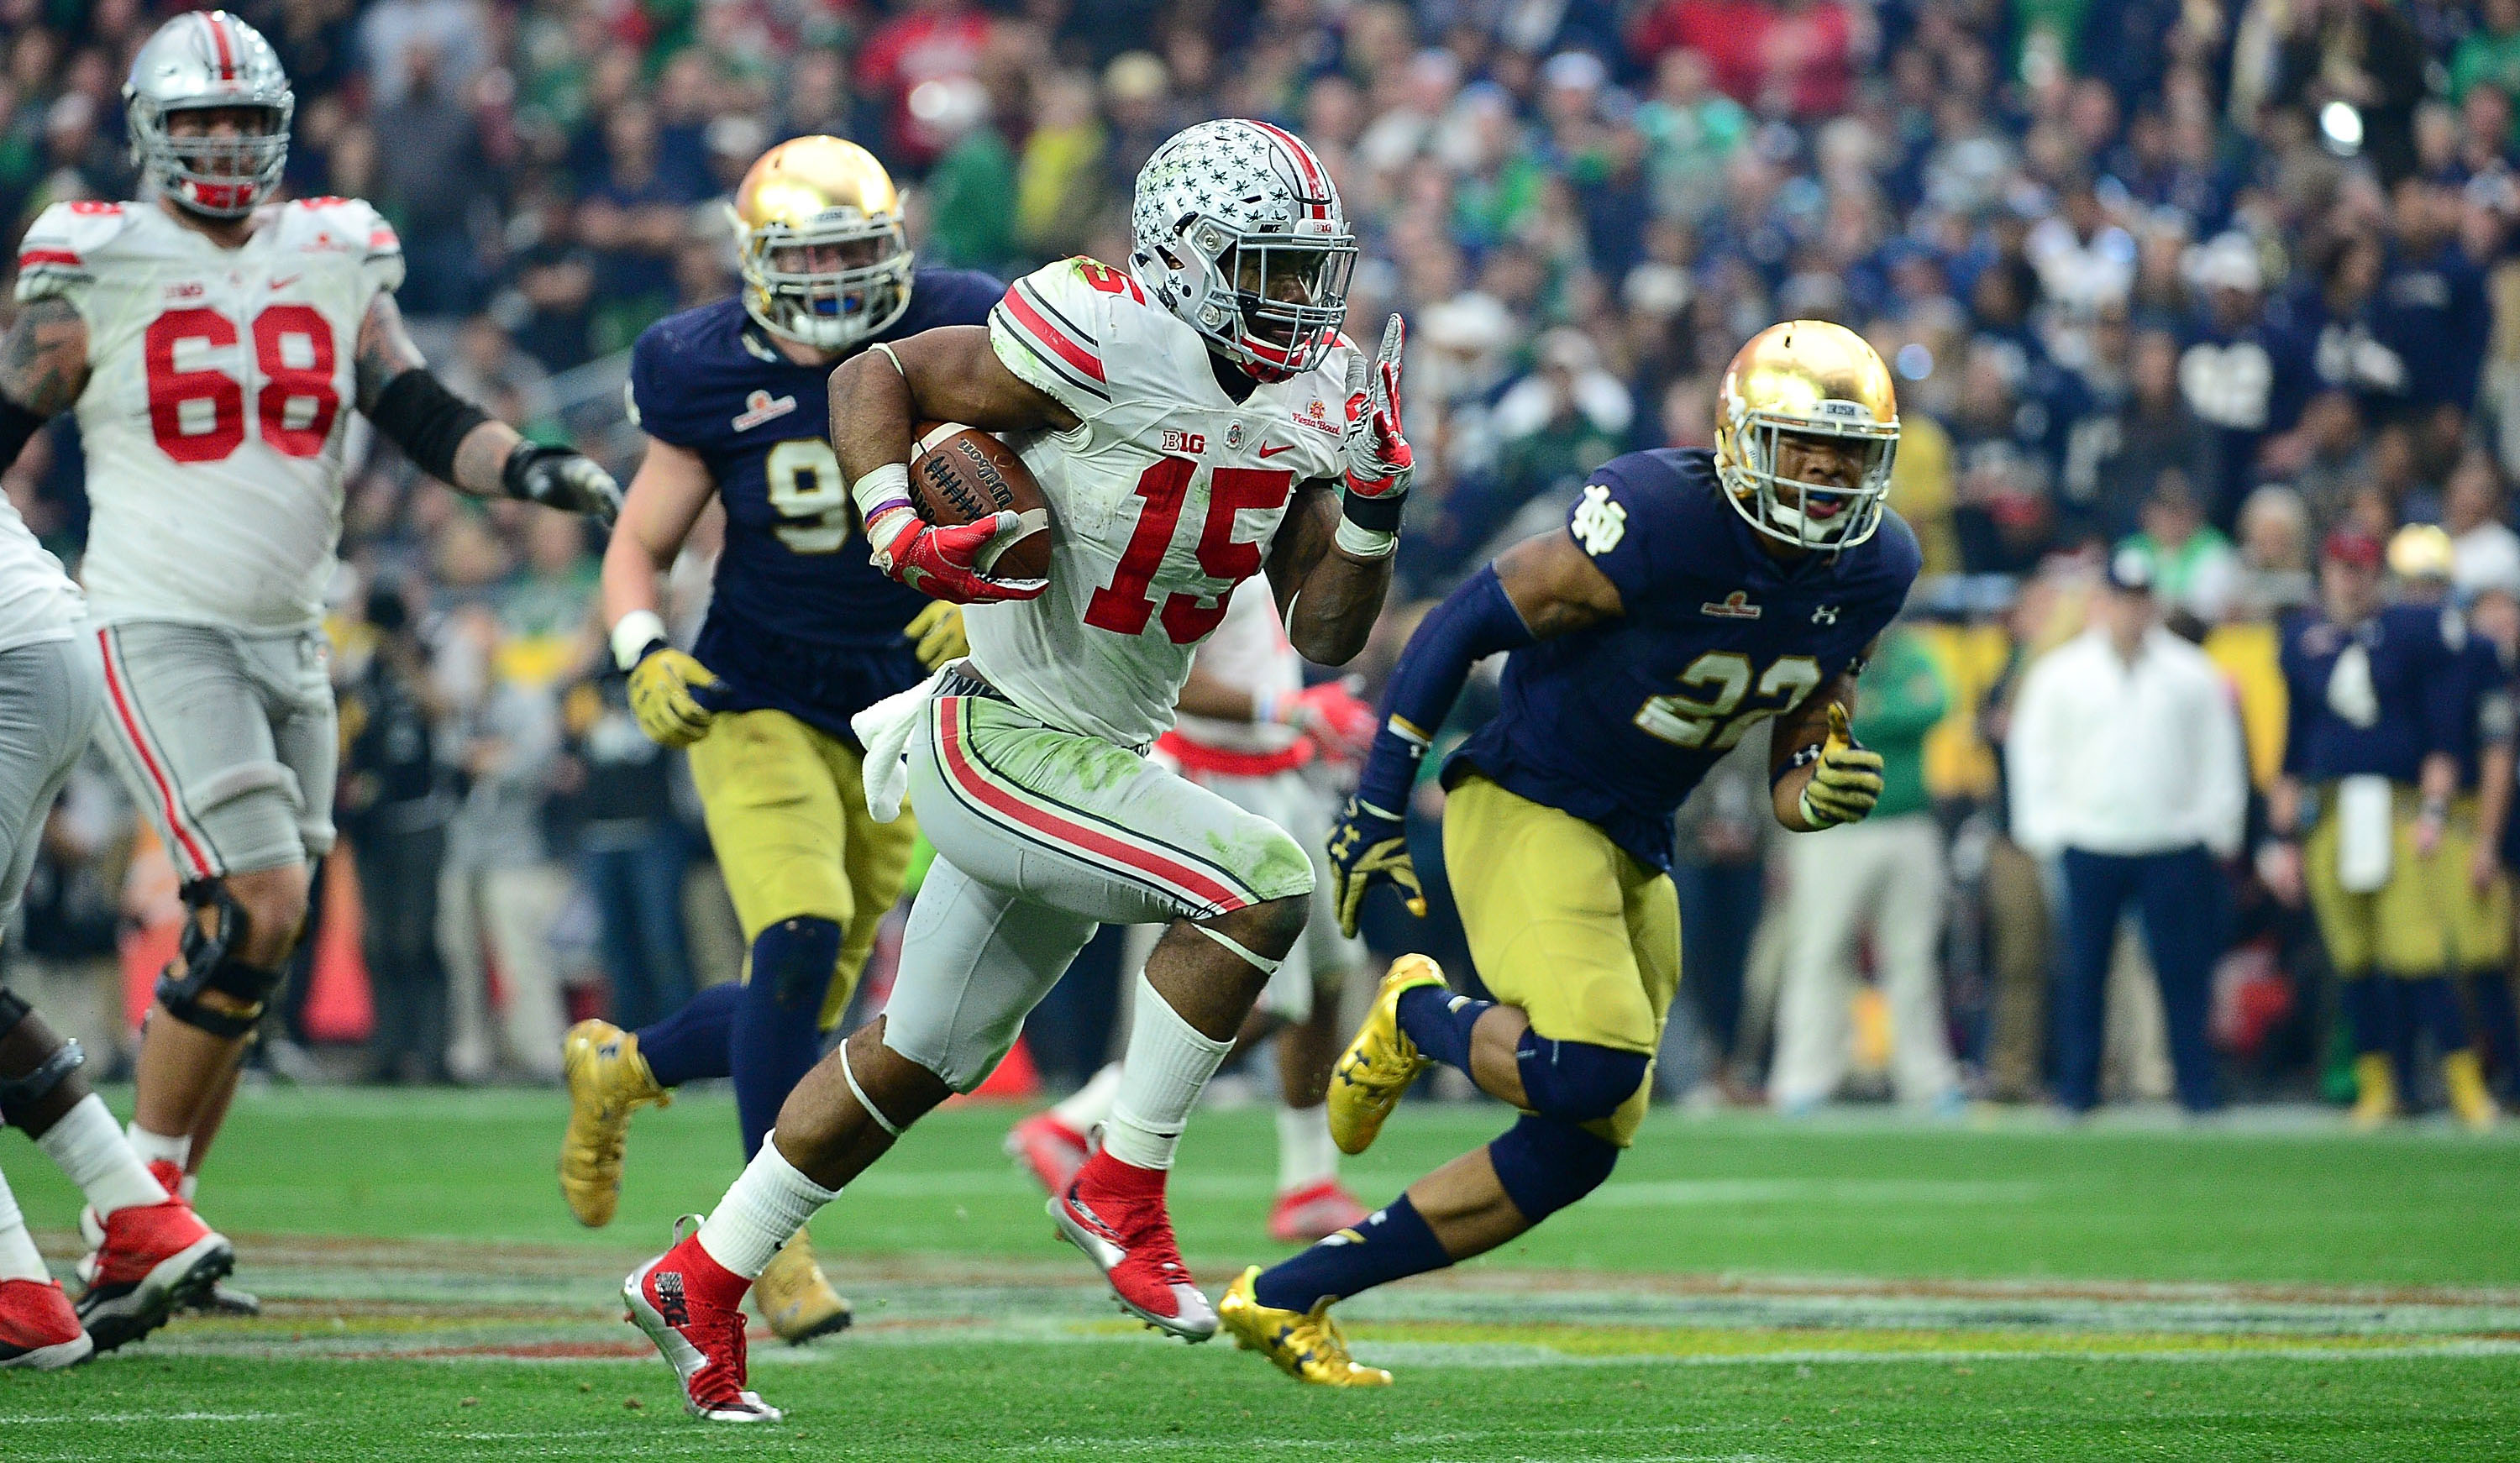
[1451,448,1922,872]
[14,197,403,632]
[625,272,1002,739]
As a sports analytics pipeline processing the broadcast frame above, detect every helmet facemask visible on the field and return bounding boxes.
[1719,412,1900,551]
[736,208,912,351]
[136,99,291,218]
[1181,223,1355,380]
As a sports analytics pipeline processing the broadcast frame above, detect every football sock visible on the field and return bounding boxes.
[1276,1102,1338,1193]
[123,1122,189,1173]
[1102,973,1231,1171]
[0,1170,47,1282]
[1252,1193,1450,1313]
[38,1095,167,1218]
[2337,978,2395,1057]
[1396,985,1491,1072]
[1051,1062,1123,1135]
[635,980,740,1089]
[728,918,844,1159]
[2407,974,2470,1052]
[2468,969,2520,1098]
[696,1138,835,1281]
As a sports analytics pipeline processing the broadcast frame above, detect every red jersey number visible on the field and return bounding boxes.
[142,304,342,464]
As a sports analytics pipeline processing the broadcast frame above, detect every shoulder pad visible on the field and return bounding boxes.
[13,201,138,302]
[991,258,1138,415]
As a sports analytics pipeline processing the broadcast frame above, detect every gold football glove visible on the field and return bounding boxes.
[1798,703,1884,829]
[627,647,720,747]
[1326,797,1428,939]
[906,600,969,671]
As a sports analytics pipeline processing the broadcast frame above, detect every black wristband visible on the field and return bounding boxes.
[0,395,48,475]
[369,368,491,485]
[1341,488,1407,533]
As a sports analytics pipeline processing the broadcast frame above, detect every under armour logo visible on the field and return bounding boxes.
[1812,605,1840,624]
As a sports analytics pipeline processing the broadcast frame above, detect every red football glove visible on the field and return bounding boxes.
[1341,314,1412,502]
[865,506,1047,606]
[1290,679,1378,763]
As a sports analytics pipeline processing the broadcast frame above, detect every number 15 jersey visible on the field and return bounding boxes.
[981,257,1353,749]
[15,197,403,632]
[1451,448,1921,872]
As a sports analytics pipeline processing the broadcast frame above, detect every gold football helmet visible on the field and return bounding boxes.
[1714,321,1901,550]
[2387,522,2454,583]
[729,136,912,351]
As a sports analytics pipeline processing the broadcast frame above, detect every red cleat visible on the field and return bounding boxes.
[622,1224,780,1422]
[76,1191,233,1355]
[0,1278,92,1370]
[1004,1111,1091,1198]
[1268,1180,1372,1245]
[1049,1151,1215,1341]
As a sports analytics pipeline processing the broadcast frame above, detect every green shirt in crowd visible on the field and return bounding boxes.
[1851,626,1949,822]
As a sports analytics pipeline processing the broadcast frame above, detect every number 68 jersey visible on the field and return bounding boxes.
[980,256,1354,748]
[13,197,403,632]
[1450,448,1921,873]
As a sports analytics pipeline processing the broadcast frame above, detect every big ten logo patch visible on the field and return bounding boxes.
[1162,429,1207,455]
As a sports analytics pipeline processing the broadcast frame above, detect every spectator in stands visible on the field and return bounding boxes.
[557,646,697,1036]
[1771,623,1963,1115]
[2008,549,2247,1114]
[2445,449,2520,597]
[1671,732,1772,1104]
[2121,469,2241,623]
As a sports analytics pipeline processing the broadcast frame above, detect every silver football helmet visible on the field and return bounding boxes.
[125,11,294,218]
[1129,119,1357,381]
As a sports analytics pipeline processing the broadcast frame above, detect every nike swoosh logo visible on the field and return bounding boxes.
[269,275,301,291]
[1257,442,1296,458]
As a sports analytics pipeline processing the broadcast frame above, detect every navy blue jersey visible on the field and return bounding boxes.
[626,270,1003,737]
[2449,623,2517,791]
[1448,448,1923,871]
[2278,602,2465,784]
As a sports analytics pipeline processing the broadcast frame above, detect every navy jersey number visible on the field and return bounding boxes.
[765,438,853,553]
[1634,652,1821,750]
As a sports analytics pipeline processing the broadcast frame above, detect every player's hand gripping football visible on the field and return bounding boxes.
[864,505,1047,606]
[1798,703,1885,829]
[627,646,724,747]
[505,444,624,527]
[905,600,969,670]
[1326,795,1427,939]
[1340,315,1411,514]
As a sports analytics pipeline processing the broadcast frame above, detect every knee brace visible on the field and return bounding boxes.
[157,881,288,1040]
[0,988,87,1130]
[1515,1031,1651,1124]
[752,916,844,1012]
[1486,1113,1619,1223]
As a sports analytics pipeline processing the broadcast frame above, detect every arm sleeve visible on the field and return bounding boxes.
[622,323,697,449]
[988,260,1116,423]
[2195,671,2250,860]
[2003,658,2061,859]
[1350,564,1538,815]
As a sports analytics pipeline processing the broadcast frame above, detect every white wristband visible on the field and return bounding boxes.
[1334,517,1398,560]
[611,609,669,672]
[850,460,912,522]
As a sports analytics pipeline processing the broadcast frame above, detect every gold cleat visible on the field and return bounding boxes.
[1327,956,1447,1156]
[2349,1052,2399,1131]
[755,1230,854,1344]
[559,1020,669,1227]
[2444,1050,2501,1133]
[1218,1266,1391,1387]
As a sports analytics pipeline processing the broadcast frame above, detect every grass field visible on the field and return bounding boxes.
[5,1087,2518,1460]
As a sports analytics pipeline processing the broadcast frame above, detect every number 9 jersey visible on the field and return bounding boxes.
[624,271,1001,737]
[1451,448,1921,871]
[14,196,402,632]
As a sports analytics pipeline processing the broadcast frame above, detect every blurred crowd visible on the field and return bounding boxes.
[10,0,2520,1115]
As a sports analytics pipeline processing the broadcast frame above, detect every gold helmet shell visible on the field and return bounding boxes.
[729,136,913,351]
[1714,320,1901,549]
[2387,523,2455,583]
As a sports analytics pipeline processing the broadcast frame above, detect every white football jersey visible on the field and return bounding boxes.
[0,496,82,656]
[979,256,1352,747]
[14,197,404,632]
[1172,577,1301,756]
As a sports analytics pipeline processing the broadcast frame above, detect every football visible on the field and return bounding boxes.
[909,421,1053,581]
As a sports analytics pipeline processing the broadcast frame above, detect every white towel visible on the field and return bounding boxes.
[2334,775,2394,894]
[851,666,947,822]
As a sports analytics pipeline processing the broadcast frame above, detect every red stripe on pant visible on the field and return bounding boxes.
[936,698,1246,914]
[97,628,213,878]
